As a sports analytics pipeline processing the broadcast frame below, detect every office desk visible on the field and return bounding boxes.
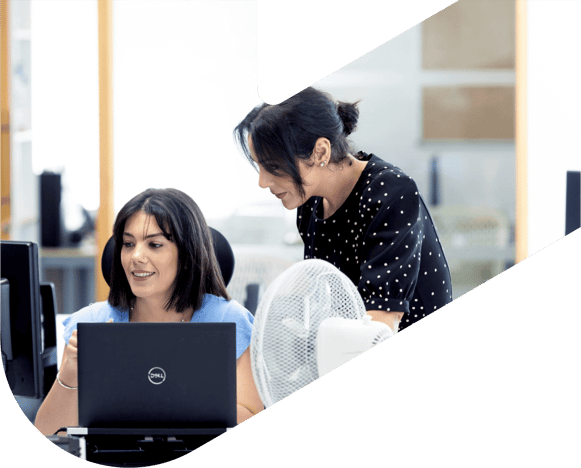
[40,246,96,315]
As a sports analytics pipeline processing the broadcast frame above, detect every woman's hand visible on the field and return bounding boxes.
[367,310,404,333]
[58,319,113,389]
[34,328,82,435]
[58,329,79,389]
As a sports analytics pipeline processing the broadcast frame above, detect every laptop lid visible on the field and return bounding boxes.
[77,322,237,429]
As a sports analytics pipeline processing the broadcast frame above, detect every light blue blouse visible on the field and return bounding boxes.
[62,295,254,359]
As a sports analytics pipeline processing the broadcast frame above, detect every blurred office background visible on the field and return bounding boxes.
[2,0,579,320]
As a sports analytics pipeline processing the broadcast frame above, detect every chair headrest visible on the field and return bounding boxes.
[101,227,235,288]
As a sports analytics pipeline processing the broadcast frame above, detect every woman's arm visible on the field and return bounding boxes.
[236,347,263,423]
[34,330,79,436]
[367,310,404,333]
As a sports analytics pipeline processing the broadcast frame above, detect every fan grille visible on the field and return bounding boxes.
[251,259,366,407]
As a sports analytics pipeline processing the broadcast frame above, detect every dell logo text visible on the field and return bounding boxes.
[148,367,166,385]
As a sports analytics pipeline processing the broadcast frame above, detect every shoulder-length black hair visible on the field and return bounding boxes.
[233,87,360,199]
[107,188,229,313]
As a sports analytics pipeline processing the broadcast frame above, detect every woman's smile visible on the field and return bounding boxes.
[131,270,155,280]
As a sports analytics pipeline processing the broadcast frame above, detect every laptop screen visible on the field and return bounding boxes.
[77,322,237,429]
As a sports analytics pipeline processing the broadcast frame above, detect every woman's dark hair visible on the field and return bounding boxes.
[234,87,360,199]
[108,188,229,313]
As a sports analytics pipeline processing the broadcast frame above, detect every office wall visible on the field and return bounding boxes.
[527,0,581,256]
[30,1,267,220]
[30,0,99,212]
[112,1,266,220]
[313,4,516,299]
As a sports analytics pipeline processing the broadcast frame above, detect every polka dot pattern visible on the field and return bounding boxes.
[297,153,453,331]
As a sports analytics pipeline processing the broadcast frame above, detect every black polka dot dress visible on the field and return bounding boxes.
[297,153,453,331]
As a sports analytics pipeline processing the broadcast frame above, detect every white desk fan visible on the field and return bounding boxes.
[250,259,393,407]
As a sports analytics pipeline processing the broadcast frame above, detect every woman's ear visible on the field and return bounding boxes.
[312,137,331,166]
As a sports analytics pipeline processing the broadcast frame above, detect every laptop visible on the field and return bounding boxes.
[76,322,237,432]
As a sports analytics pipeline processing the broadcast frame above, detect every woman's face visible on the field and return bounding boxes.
[121,211,179,304]
[249,136,316,210]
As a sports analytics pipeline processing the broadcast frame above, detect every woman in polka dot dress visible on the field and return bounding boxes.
[234,87,452,332]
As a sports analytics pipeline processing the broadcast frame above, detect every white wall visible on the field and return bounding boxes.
[316,25,516,225]
[31,1,276,221]
[527,0,581,256]
[31,0,99,212]
[112,1,271,220]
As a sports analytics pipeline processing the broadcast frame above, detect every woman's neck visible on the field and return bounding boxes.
[130,297,193,323]
[320,155,368,219]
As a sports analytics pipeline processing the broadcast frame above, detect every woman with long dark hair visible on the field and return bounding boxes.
[35,188,263,435]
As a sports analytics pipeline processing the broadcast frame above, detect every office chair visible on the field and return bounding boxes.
[100,227,235,287]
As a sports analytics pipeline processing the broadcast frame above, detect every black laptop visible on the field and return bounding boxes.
[76,322,237,432]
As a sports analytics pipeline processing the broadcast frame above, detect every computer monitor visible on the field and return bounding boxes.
[1,240,46,398]
[39,282,58,393]
[565,171,580,235]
